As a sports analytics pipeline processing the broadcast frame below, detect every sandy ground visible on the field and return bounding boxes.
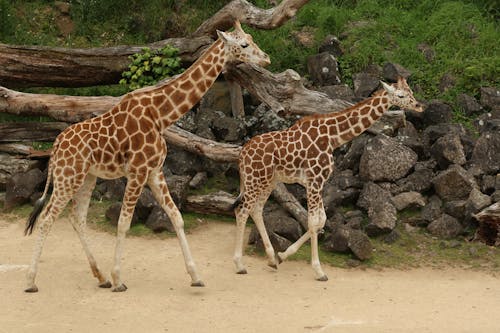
[0,215,499,333]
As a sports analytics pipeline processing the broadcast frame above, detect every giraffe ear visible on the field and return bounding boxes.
[381,81,396,93]
[397,76,407,88]
[217,30,230,43]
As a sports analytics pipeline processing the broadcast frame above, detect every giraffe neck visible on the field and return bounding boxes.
[305,90,391,150]
[128,38,226,131]
[333,90,391,146]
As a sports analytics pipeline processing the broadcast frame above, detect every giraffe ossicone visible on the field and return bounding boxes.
[233,76,423,281]
[23,21,270,293]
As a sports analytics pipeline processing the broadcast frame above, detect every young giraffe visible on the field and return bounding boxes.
[233,77,423,281]
[24,21,270,293]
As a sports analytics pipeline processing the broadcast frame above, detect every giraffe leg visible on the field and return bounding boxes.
[148,171,204,287]
[110,178,145,292]
[250,202,279,270]
[233,205,250,274]
[309,195,328,281]
[69,174,111,288]
[277,231,311,262]
[25,192,72,292]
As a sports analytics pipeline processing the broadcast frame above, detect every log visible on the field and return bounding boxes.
[0,122,68,142]
[185,191,237,216]
[0,37,213,88]
[225,64,352,115]
[272,183,308,230]
[474,202,500,246]
[193,0,310,37]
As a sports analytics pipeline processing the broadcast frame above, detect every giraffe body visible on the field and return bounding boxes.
[24,21,270,293]
[233,77,423,280]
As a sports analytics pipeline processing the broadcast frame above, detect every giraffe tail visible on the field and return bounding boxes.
[230,192,244,211]
[25,159,54,236]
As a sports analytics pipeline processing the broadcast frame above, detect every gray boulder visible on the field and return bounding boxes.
[318,35,343,57]
[421,195,443,224]
[432,165,477,201]
[357,182,397,236]
[396,162,435,193]
[353,72,379,98]
[318,84,355,102]
[338,134,370,172]
[145,206,175,233]
[422,100,453,127]
[430,133,466,169]
[307,52,341,86]
[471,130,500,175]
[427,214,463,239]
[457,93,483,116]
[480,87,500,111]
[396,121,425,158]
[4,168,45,211]
[359,135,417,182]
[391,191,426,211]
[382,62,411,82]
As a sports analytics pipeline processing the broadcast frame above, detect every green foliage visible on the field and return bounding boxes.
[0,0,14,42]
[119,45,184,90]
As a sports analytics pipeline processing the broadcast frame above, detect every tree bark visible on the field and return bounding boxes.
[0,122,68,142]
[272,183,308,230]
[0,37,212,88]
[225,64,352,115]
[193,0,310,37]
[185,191,237,216]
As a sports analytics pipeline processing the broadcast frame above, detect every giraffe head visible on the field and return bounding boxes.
[381,76,424,112]
[217,21,271,67]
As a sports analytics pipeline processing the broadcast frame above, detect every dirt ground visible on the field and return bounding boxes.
[1,215,499,333]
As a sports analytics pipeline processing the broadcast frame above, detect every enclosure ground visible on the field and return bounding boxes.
[0,215,499,333]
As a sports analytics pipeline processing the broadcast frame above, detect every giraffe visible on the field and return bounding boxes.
[232,77,423,281]
[23,21,270,293]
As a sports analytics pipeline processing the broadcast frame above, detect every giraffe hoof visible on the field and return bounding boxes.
[316,275,329,282]
[276,253,283,264]
[236,269,248,274]
[191,281,205,287]
[268,263,278,270]
[99,281,112,288]
[24,285,39,293]
[112,284,128,292]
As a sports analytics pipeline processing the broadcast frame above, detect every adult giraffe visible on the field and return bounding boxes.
[24,21,270,293]
[233,77,423,281]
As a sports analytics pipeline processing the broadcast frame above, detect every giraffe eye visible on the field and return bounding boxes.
[397,94,405,99]
[241,42,249,49]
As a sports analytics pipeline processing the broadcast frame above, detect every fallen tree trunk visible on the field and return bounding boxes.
[0,37,212,88]
[185,191,237,216]
[0,122,68,142]
[474,202,500,246]
[225,64,352,115]
[193,0,310,37]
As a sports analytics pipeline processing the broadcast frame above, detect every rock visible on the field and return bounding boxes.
[473,201,500,246]
[248,103,294,136]
[457,93,483,116]
[323,187,360,215]
[318,84,355,102]
[324,224,350,253]
[211,114,246,142]
[396,164,434,193]
[135,187,158,220]
[421,195,443,223]
[166,175,191,209]
[175,110,197,132]
[4,168,45,211]
[474,113,500,134]
[465,188,492,216]
[423,123,466,147]
[164,145,203,176]
[348,229,373,260]
[144,206,175,233]
[0,153,42,189]
[318,35,343,57]
[199,80,232,116]
[422,100,453,126]
[430,133,466,169]
[307,52,341,86]
[54,1,71,15]
[427,214,463,239]
[443,200,467,220]
[366,200,397,236]
[382,62,411,82]
[368,111,406,136]
[353,72,379,98]
[292,27,315,48]
[480,87,500,111]
[391,191,426,211]
[383,230,400,244]
[396,122,425,159]
[105,202,139,226]
[471,130,500,175]
[262,205,303,241]
[432,165,477,201]
[344,210,364,229]
[359,135,417,182]
[338,134,370,172]
[189,171,208,189]
[357,182,391,211]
